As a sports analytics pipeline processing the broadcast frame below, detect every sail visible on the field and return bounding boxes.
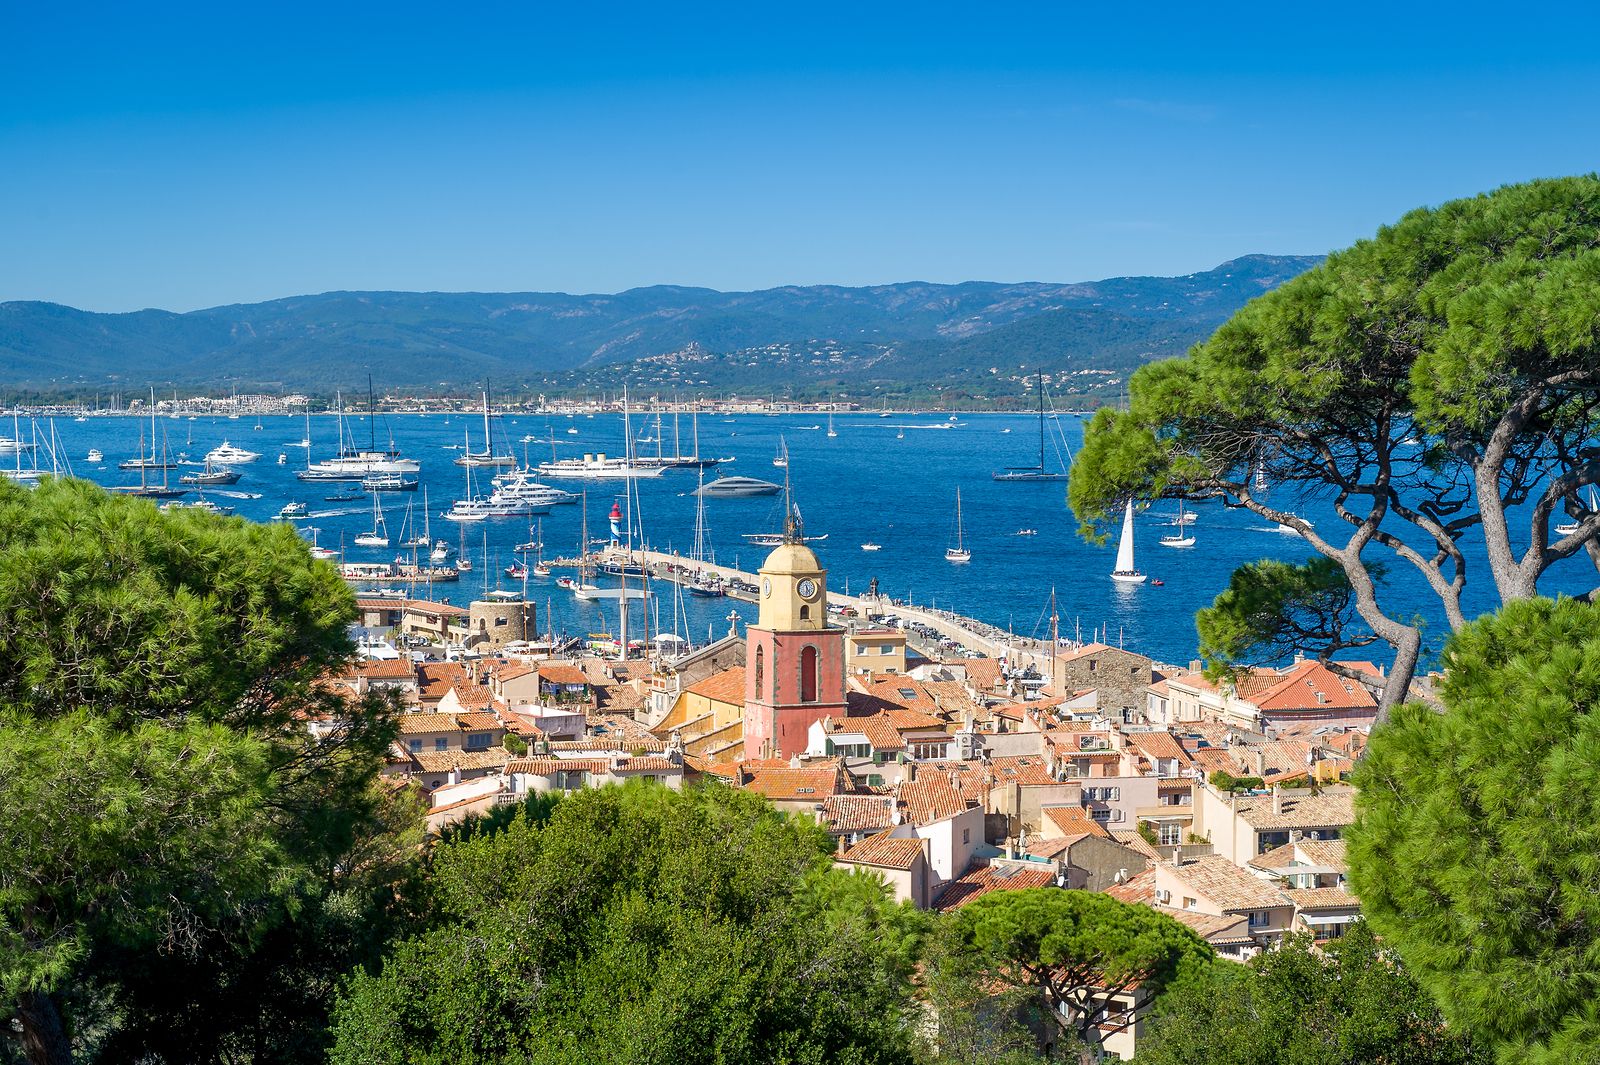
[1114,500,1137,572]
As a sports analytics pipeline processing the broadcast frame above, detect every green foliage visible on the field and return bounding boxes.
[0,476,407,1064]
[1208,771,1265,793]
[914,919,1050,1065]
[331,781,920,1065]
[1196,557,1379,678]
[1138,925,1487,1065]
[951,889,1211,1048]
[501,731,528,755]
[1350,597,1600,1064]
[1069,176,1600,693]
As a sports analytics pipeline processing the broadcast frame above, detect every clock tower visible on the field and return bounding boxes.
[743,534,847,759]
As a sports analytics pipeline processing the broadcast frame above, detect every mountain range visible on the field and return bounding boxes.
[0,254,1321,401]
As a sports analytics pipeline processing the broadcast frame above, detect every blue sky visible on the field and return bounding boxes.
[4,1,1599,311]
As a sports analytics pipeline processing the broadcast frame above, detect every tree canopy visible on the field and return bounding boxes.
[949,888,1211,1053]
[0,477,403,1065]
[1069,176,1600,709]
[1349,596,1600,1063]
[330,781,923,1065]
[1138,925,1487,1065]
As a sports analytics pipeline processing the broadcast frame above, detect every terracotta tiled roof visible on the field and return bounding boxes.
[505,757,610,776]
[986,755,1060,787]
[898,778,968,826]
[840,830,926,871]
[743,766,841,801]
[488,661,535,682]
[819,795,896,833]
[549,736,667,753]
[1104,867,1157,904]
[416,663,471,702]
[539,664,591,687]
[686,666,746,704]
[1292,838,1347,869]
[1287,886,1359,910]
[1158,907,1254,943]
[685,756,740,779]
[610,756,679,773]
[351,658,416,679]
[1128,730,1189,763]
[934,864,1057,910]
[1250,661,1378,713]
[1167,856,1291,912]
[397,713,463,735]
[455,711,503,731]
[1232,789,1355,831]
[1042,805,1111,839]
[410,748,511,773]
[948,657,1002,692]
[1110,830,1163,860]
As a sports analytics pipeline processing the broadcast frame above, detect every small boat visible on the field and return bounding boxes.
[86,448,103,463]
[773,436,789,468]
[945,488,971,563]
[1111,500,1147,583]
[276,501,309,520]
[695,476,783,498]
[1017,528,1037,536]
[362,472,419,492]
[324,492,364,502]
[533,562,551,578]
[1555,486,1600,535]
[430,539,451,563]
[179,461,240,486]
[861,542,882,551]
[1151,579,1165,586]
[1276,517,1315,534]
[827,414,838,438]
[567,427,579,434]
[505,563,528,579]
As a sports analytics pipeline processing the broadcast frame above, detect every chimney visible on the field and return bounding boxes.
[904,762,917,783]
[1272,783,1283,816]
[1170,845,1183,867]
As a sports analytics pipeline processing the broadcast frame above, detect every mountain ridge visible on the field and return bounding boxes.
[0,254,1323,398]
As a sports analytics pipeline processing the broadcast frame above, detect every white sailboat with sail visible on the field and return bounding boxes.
[354,492,390,547]
[945,488,972,563]
[1556,485,1600,535]
[1111,500,1147,583]
[1158,500,1195,548]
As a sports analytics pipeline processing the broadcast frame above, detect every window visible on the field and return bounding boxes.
[800,645,818,703]
[1090,808,1112,823]
[799,604,810,621]
[962,827,970,844]
[466,733,490,751]
[897,688,919,699]
[754,646,765,701]
[1248,910,1269,928]
[1183,896,1197,910]
[408,739,421,753]
[1159,823,1182,846]
[434,737,447,752]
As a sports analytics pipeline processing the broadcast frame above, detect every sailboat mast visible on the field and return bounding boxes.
[368,374,376,452]
[1038,371,1045,470]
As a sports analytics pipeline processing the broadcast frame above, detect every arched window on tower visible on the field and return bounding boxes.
[754,646,765,701]
[800,604,811,621]
[800,645,818,703]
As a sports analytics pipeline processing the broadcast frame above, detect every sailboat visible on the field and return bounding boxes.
[1158,501,1195,548]
[993,372,1068,481]
[773,436,789,469]
[687,469,723,596]
[354,492,390,547]
[945,488,972,563]
[1111,500,1147,583]
[455,386,516,467]
[1555,486,1600,535]
[827,414,837,438]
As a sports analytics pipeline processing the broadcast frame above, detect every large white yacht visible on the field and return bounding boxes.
[205,441,261,465]
[535,453,665,480]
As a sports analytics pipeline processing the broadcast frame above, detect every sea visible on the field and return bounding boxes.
[32,409,1596,669]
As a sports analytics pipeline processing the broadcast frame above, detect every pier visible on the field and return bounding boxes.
[576,546,1067,677]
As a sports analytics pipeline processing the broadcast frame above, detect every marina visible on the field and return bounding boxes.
[11,405,1592,666]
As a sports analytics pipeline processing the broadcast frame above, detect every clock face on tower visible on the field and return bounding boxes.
[761,578,772,598]
[797,578,818,600]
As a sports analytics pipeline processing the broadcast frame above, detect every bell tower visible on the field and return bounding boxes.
[743,530,846,760]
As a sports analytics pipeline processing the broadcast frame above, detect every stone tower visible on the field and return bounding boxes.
[742,537,846,759]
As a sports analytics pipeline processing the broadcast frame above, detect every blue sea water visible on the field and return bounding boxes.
[38,410,1597,668]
